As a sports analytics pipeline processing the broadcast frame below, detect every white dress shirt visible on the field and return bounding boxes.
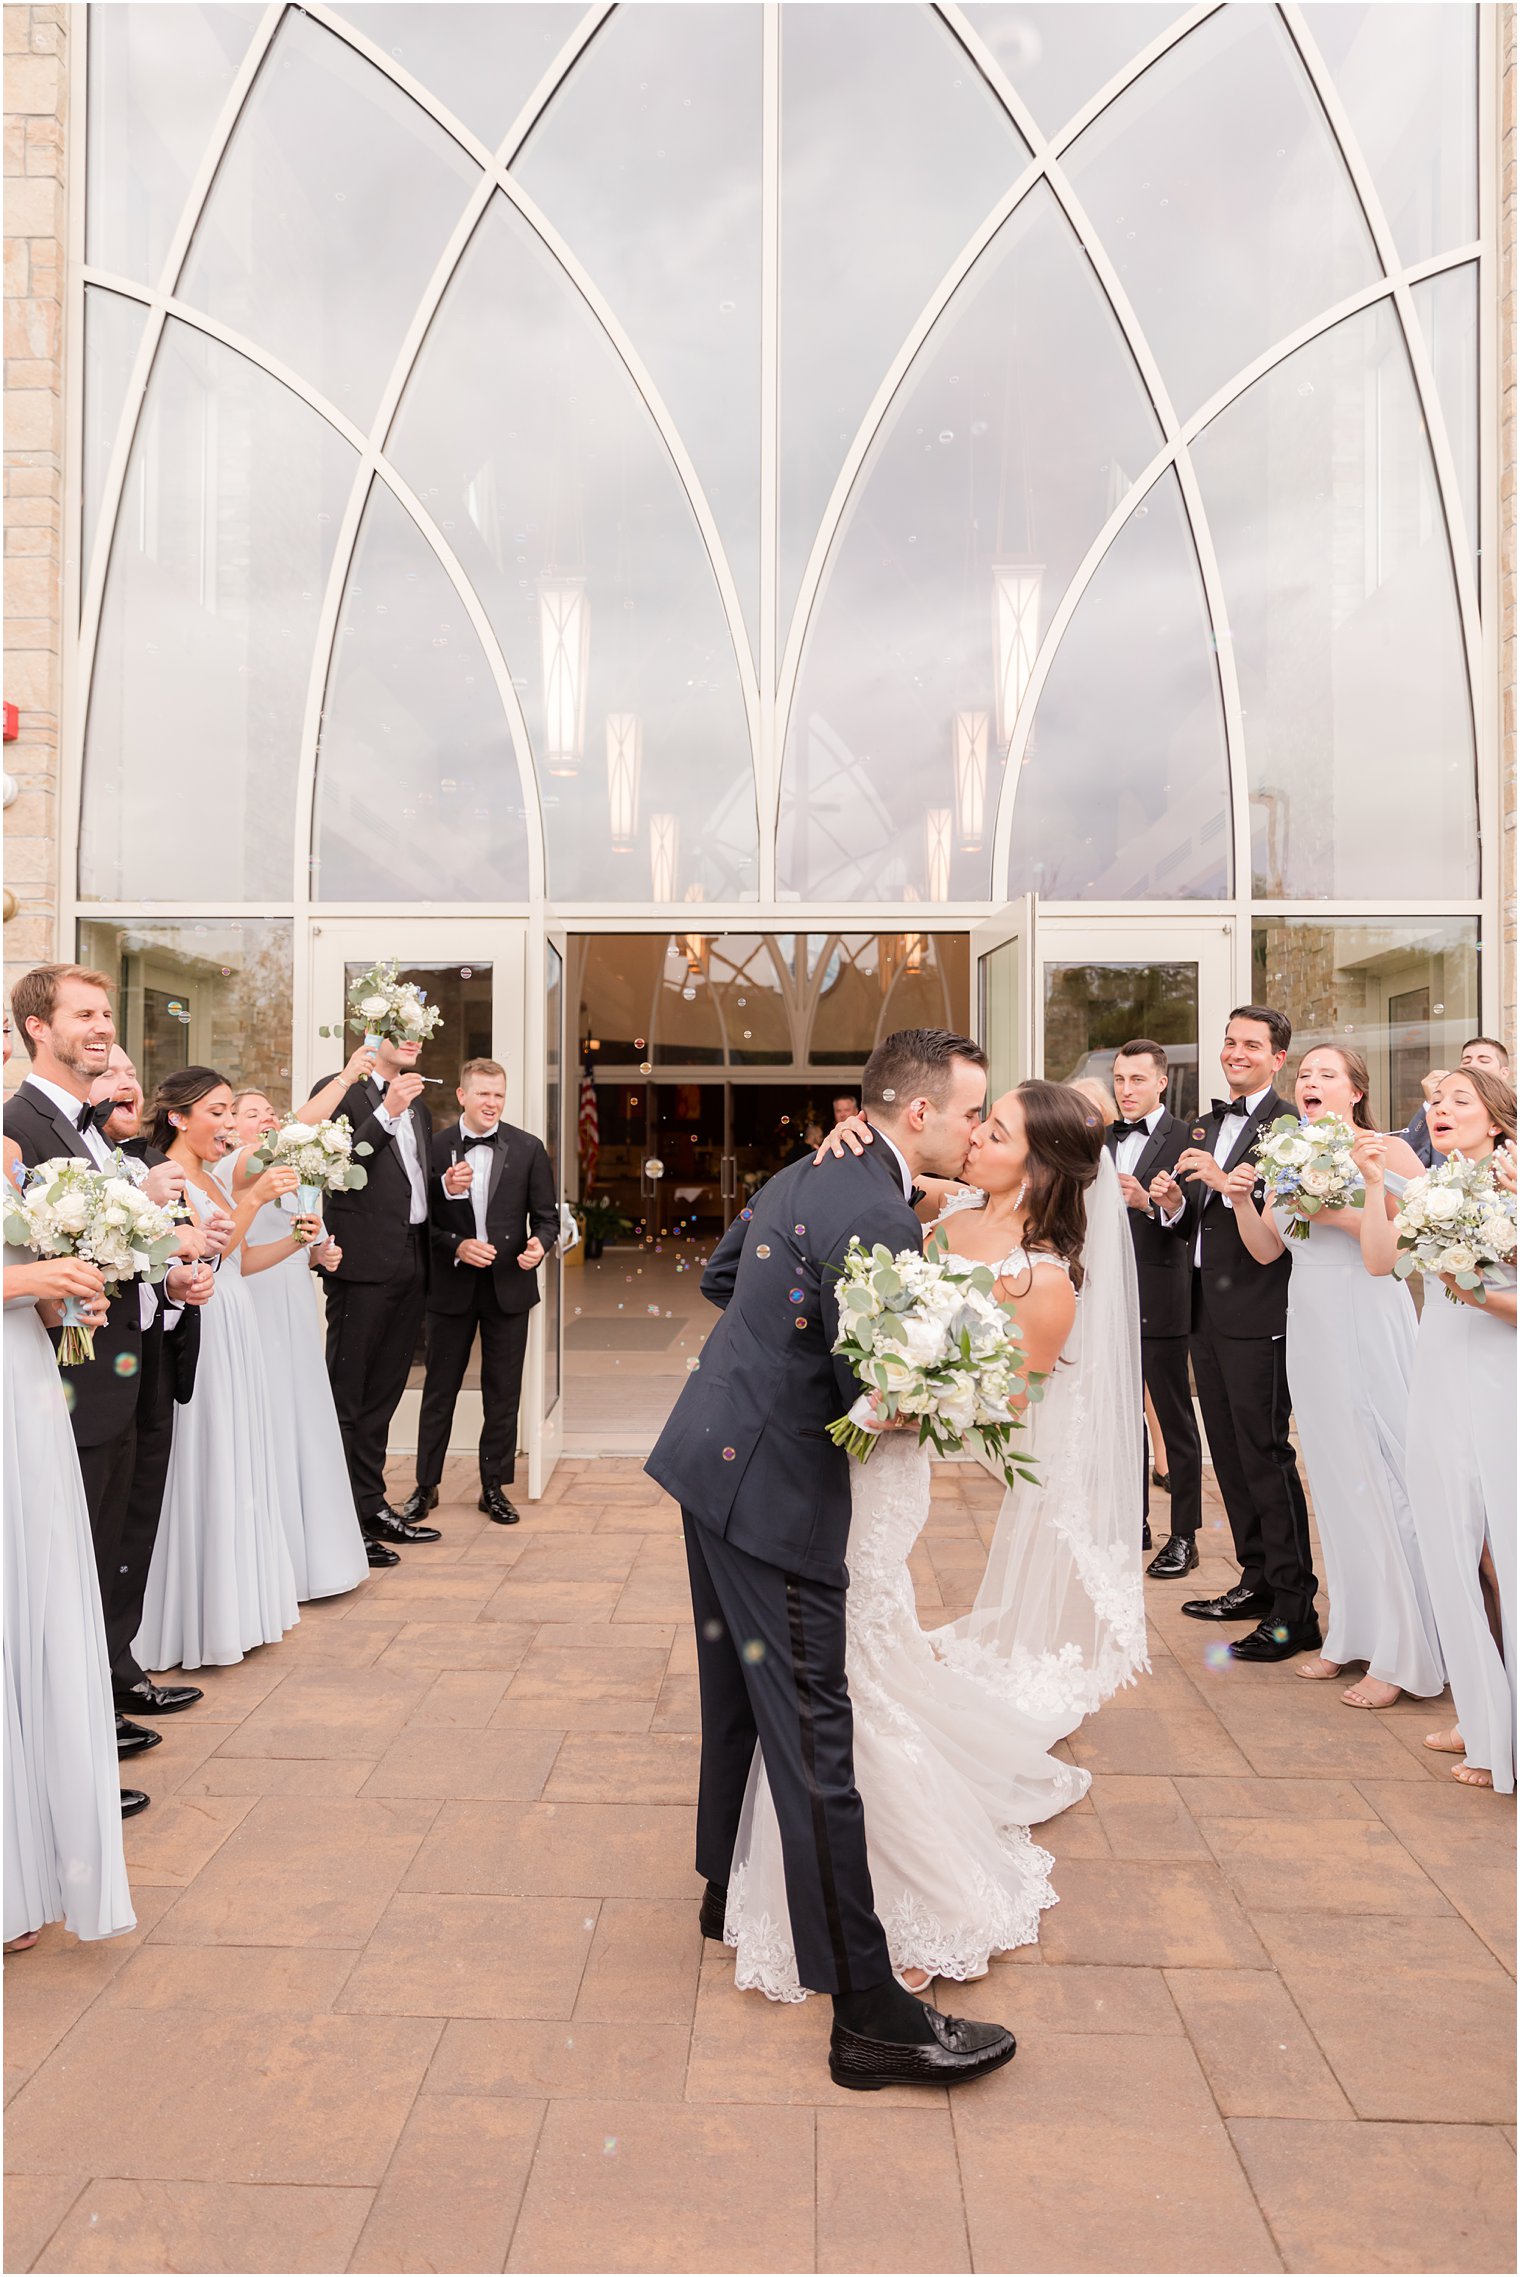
[1114,1105,1165,1179]
[1164,1085,1273,1266]
[457,1121,499,1247]
[872,1123,917,1203]
[372,1083,429,1223]
[30,1074,161,1325]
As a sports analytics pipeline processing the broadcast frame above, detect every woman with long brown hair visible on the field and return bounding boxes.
[1227,1044,1441,1711]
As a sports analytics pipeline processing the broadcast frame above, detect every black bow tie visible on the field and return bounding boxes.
[908,1185,926,1209]
[1113,1120,1150,1141]
[1212,1098,1253,1120]
[463,1129,500,1150]
[75,1099,111,1135]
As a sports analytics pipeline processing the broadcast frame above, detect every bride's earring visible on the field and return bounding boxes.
[170,1115,184,1129]
[1013,1180,1027,1209]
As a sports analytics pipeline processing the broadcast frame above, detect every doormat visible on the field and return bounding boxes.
[566,1317,690,1352]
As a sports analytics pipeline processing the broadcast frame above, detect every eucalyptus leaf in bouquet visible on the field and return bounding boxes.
[319,960,442,1048]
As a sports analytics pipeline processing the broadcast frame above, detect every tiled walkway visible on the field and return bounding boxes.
[4,1459,1514,2274]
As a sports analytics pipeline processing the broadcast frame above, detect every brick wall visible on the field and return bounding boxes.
[3,2,68,1061]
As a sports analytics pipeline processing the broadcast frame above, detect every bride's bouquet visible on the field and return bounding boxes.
[828,1231,1038,1487]
[249,1113,371,1227]
[4,1156,180,1364]
[1254,1112,1362,1239]
[320,960,442,1050]
[1392,1153,1517,1303]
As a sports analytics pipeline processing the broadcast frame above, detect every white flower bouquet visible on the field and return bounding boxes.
[1393,1153,1517,1304]
[1254,1112,1363,1240]
[320,960,442,1049]
[3,1156,179,1364]
[828,1231,1039,1487]
[250,1112,372,1228]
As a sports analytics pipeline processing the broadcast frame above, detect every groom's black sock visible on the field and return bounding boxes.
[832,1979,938,2044]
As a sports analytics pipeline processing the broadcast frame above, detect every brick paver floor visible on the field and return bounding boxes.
[5,1457,1514,2274]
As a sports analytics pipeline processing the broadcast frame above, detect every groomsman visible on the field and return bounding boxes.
[1150,1005,1317,1663]
[1405,1036,1511,1164]
[309,1035,440,1557]
[1107,1040,1203,1579]
[5,968,213,1803]
[399,1059,558,1527]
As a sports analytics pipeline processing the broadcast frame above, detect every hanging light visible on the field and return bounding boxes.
[991,562,1043,752]
[650,812,679,901]
[925,808,952,903]
[952,710,989,849]
[606,713,642,851]
[539,576,590,778]
[903,929,925,975]
[682,883,707,977]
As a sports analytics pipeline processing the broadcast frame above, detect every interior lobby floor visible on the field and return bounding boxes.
[564,1238,717,1456]
[3,1457,1513,2276]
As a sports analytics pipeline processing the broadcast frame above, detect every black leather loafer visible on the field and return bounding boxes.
[1147,1534,1200,1580]
[120,1789,150,1818]
[1180,1583,1272,1623]
[699,1881,728,1941]
[365,1538,401,1568]
[115,1679,203,1715]
[364,1506,441,1545]
[479,1485,521,1526]
[116,1715,162,1758]
[1228,1618,1323,1664]
[830,2006,1016,2092]
[398,1486,439,1522]
[1151,1467,1171,1492]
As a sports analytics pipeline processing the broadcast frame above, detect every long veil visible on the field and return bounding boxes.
[933,1151,1150,1730]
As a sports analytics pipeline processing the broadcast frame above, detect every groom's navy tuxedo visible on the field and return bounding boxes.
[647,1135,923,1994]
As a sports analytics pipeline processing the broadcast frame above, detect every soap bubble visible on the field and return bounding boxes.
[113,1352,139,1377]
[742,1638,766,1665]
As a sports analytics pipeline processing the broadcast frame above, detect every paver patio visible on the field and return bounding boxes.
[4,1456,1514,2274]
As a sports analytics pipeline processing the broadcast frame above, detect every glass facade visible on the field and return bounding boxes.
[70,2,1494,1079]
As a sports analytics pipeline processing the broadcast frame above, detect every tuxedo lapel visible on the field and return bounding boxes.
[1134,1111,1177,1192]
[487,1124,510,1208]
[1222,1091,1283,1176]
[18,1079,92,1163]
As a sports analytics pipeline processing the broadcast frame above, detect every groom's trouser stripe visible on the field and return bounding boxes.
[785,1576,853,1992]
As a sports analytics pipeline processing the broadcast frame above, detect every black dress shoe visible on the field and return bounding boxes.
[1142,1521,1152,1553]
[1147,1533,1200,1580]
[398,1486,439,1522]
[115,1679,203,1715]
[1228,1618,1323,1664]
[1152,1467,1171,1493]
[1179,1583,1273,1623]
[699,1880,728,1940]
[363,1505,441,1545]
[120,1789,149,1818]
[478,1485,521,1526]
[365,1537,401,1568]
[116,1715,162,1758]
[829,2005,1017,2092]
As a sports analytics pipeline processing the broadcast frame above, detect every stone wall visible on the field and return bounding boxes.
[3,2,68,1060]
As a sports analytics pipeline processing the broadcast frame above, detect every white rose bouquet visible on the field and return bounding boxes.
[3,1156,179,1364]
[320,960,442,1049]
[827,1231,1039,1487]
[249,1114,372,1227]
[1254,1112,1362,1240]
[1393,1153,1517,1304]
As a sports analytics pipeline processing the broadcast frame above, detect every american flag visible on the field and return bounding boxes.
[578,1060,599,1190]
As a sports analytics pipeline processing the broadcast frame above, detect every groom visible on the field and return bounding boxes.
[647,1028,1017,2091]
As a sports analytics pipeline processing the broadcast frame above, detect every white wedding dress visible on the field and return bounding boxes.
[725,1160,1148,1999]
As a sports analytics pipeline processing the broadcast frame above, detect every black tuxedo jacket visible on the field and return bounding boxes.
[1106,1107,1193,1339]
[310,1075,436,1287]
[3,1078,201,1444]
[427,1118,558,1317]
[1168,1088,1294,1340]
[647,1136,922,1586]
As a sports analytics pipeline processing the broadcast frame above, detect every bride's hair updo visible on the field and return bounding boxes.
[1017,1080,1104,1289]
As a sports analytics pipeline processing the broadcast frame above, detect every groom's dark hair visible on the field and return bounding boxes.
[862,1028,987,1115]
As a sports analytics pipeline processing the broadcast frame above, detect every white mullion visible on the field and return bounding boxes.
[1475,1,1504,1038]
[758,0,780,900]
[59,2,87,957]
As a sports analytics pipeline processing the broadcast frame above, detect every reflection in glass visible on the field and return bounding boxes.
[86,3,264,284]
[314,481,528,902]
[1302,3,1476,268]
[332,3,585,146]
[779,184,1159,902]
[178,13,479,425]
[82,286,148,588]
[704,937,793,1066]
[1412,264,1479,574]
[78,917,293,1111]
[809,934,969,1064]
[1064,6,1378,418]
[1251,918,1479,1131]
[1193,302,1476,900]
[1008,472,1229,901]
[961,4,1183,138]
[1042,961,1199,1122]
[516,4,762,657]
[81,323,355,902]
[391,194,757,901]
[779,3,1030,646]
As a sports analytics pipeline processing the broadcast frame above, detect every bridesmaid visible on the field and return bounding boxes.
[217,1087,376,1593]
[134,1069,304,1673]
[1356,1070,1517,1791]
[1228,1046,1441,1710]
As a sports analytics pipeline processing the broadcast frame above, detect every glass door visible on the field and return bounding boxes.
[1034,916,1237,1124]
[971,895,1036,1099]
[528,928,567,1497]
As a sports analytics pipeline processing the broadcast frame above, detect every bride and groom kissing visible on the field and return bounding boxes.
[648,1028,1146,2090]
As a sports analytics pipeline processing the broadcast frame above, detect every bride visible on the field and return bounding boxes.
[724,1079,1148,2001]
